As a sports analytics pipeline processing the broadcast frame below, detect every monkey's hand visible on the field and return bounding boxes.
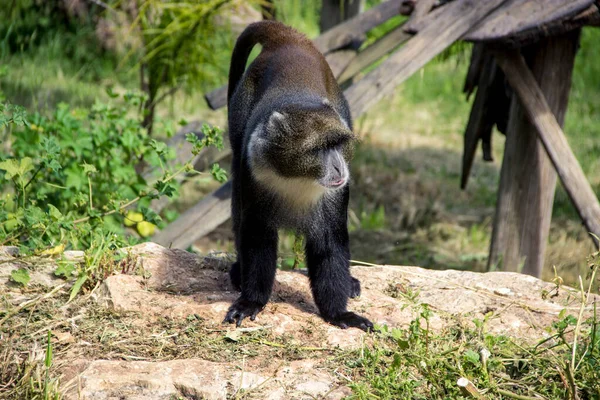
[326,312,374,332]
[223,297,264,327]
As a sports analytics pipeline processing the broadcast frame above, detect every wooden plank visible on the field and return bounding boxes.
[463,44,485,100]
[204,0,403,110]
[153,181,232,249]
[461,53,496,190]
[338,24,411,83]
[490,32,600,277]
[405,0,592,43]
[507,4,600,47]
[345,0,507,119]
[314,0,403,54]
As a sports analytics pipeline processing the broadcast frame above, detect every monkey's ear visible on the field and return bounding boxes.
[270,111,285,121]
[268,111,287,130]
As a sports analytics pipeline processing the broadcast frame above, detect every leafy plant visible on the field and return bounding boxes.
[0,91,226,257]
[107,0,259,134]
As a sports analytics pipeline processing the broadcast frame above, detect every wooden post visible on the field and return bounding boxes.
[488,30,581,277]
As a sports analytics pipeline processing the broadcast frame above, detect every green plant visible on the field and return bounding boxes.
[0,91,226,262]
[108,0,258,133]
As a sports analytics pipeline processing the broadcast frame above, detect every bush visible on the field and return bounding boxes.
[0,90,225,253]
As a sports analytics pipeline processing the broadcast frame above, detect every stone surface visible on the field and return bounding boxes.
[66,359,350,400]
[59,242,597,399]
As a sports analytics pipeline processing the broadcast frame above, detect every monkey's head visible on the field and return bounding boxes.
[249,100,357,195]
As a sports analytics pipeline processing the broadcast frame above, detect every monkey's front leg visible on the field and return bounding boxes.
[305,224,373,331]
[223,213,278,327]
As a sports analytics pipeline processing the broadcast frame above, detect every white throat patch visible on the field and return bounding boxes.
[252,165,327,210]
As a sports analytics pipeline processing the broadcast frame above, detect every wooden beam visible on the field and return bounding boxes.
[152,181,232,249]
[337,24,411,84]
[345,0,507,119]
[204,0,403,110]
[490,31,599,276]
[314,0,403,54]
[404,0,592,45]
[461,53,496,190]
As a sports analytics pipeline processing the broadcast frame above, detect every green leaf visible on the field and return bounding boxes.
[69,274,88,301]
[0,157,34,180]
[210,163,227,183]
[54,263,76,278]
[149,139,168,155]
[154,180,177,197]
[45,330,53,368]
[140,206,162,225]
[81,162,97,175]
[105,86,120,98]
[48,205,63,220]
[463,349,480,365]
[10,268,31,286]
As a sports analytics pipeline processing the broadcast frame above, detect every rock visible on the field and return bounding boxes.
[71,242,598,399]
[0,246,19,257]
[66,359,349,400]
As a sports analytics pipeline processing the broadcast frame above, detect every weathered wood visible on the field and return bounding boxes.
[461,52,496,190]
[338,24,411,83]
[327,50,360,79]
[320,0,363,33]
[489,30,600,277]
[463,44,485,100]
[461,44,513,188]
[314,0,403,54]
[204,0,402,110]
[345,0,507,119]
[405,0,593,44]
[507,4,600,47]
[153,181,232,249]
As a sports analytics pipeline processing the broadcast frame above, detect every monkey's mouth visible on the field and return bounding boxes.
[320,178,347,189]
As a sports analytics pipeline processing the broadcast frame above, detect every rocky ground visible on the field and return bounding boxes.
[1,243,597,399]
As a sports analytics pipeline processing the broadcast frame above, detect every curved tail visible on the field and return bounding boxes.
[227,21,307,105]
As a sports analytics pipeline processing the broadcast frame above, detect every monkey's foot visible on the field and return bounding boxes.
[223,297,264,327]
[326,311,374,332]
[350,277,361,298]
[229,262,241,291]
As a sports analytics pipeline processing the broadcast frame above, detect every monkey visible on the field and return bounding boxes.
[223,20,373,331]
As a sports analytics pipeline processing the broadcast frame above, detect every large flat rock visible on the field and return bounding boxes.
[4,242,590,399]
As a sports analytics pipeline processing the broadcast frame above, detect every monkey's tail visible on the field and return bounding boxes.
[227,20,305,105]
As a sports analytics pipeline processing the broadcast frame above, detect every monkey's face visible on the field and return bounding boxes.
[250,106,356,192]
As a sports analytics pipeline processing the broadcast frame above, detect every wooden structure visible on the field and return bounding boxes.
[153,0,600,278]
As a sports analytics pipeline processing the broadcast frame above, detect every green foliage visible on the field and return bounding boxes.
[348,261,600,399]
[9,267,30,286]
[0,91,226,257]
